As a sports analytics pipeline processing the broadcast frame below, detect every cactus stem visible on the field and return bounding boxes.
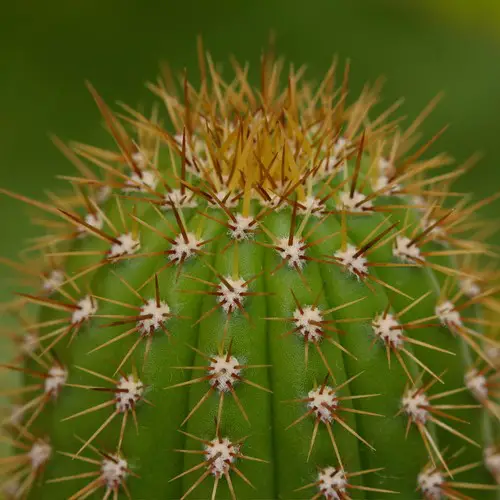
[2,48,500,498]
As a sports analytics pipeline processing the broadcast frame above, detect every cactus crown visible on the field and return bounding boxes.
[1,46,500,499]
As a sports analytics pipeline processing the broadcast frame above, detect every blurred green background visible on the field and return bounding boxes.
[0,0,499,301]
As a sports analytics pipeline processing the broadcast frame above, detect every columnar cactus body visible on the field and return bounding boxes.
[1,51,500,499]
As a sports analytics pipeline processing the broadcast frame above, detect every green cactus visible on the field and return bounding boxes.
[1,49,500,500]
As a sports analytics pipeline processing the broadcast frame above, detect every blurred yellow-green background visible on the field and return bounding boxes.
[0,0,499,302]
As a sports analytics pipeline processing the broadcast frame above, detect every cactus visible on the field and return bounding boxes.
[1,47,500,499]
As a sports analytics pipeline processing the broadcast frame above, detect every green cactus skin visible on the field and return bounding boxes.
[1,52,500,500]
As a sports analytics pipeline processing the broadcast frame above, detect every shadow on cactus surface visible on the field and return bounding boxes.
[1,42,500,500]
